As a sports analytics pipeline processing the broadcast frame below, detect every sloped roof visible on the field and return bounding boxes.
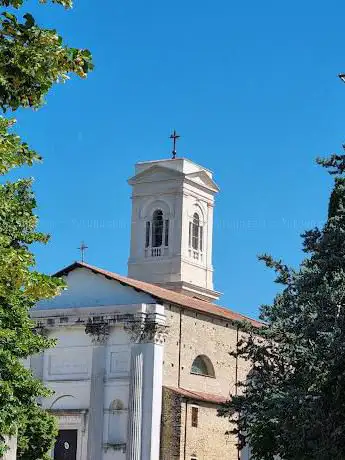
[164,386,228,405]
[54,261,263,328]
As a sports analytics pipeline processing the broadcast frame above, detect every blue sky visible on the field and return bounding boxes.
[12,0,345,319]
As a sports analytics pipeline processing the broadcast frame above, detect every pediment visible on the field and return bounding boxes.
[128,165,184,185]
[185,170,220,193]
[128,165,219,192]
[33,267,155,311]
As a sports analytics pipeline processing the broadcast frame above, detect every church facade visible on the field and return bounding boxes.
[30,156,259,460]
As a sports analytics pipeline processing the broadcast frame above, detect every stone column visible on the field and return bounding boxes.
[30,326,47,406]
[126,306,165,460]
[85,322,109,460]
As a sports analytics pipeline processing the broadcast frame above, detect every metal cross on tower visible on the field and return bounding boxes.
[170,130,180,159]
[78,241,88,262]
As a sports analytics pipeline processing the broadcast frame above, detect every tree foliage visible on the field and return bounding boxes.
[219,153,345,460]
[0,0,92,457]
[16,405,58,460]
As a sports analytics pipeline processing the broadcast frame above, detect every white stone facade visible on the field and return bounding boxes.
[31,264,254,460]
[32,268,165,460]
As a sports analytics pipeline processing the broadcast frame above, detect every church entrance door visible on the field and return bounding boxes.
[54,429,78,460]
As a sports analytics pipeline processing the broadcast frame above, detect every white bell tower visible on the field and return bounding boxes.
[127,155,220,302]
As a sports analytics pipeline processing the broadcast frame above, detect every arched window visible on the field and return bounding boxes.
[145,209,169,257]
[191,355,215,377]
[189,212,203,260]
[192,213,199,250]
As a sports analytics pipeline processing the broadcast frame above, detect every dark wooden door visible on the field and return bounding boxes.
[54,429,78,460]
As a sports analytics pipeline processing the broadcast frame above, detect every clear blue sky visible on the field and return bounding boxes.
[13,0,345,319]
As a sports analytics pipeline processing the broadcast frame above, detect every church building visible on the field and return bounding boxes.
[30,150,260,460]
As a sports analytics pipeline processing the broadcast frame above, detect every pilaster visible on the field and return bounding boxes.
[85,320,109,460]
[126,306,166,460]
[126,345,143,460]
[30,353,44,380]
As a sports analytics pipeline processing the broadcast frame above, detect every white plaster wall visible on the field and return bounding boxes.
[41,328,93,410]
[44,381,91,410]
[181,260,214,290]
[48,327,92,347]
[34,268,154,310]
[33,278,165,460]
[44,347,92,381]
[38,322,135,459]
[108,325,131,346]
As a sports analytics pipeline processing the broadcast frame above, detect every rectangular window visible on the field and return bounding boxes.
[192,223,198,250]
[191,406,198,427]
[165,219,169,246]
[152,220,163,247]
[199,226,203,252]
[145,222,150,248]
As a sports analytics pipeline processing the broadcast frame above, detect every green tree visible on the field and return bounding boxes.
[0,1,93,457]
[219,153,345,460]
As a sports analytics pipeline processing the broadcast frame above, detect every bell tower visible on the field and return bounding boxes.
[127,150,220,302]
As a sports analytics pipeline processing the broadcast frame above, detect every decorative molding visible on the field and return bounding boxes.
[128,164,183,186]
[48,354,89,377]
[109,349,130,376]
[139,197,174,220]
[50,410,88,434]
[85,318,110,344]
[32,322,49,337]
[185,202,207,223]
[104,443,126,453]
[124,315,167,344]
[31,310,135,330]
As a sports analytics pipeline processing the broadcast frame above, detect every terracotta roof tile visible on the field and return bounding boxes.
[164,386,228,404]
[54,261,263,328]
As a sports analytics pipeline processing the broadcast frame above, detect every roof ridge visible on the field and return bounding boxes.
[54,261,263,328]
[164,386,228,404]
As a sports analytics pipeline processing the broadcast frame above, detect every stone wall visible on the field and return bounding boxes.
[161,303,251,459]
[179,401,238,460]
[160,388,239,460]
[162,303,250,396]
[160,388,182,459]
